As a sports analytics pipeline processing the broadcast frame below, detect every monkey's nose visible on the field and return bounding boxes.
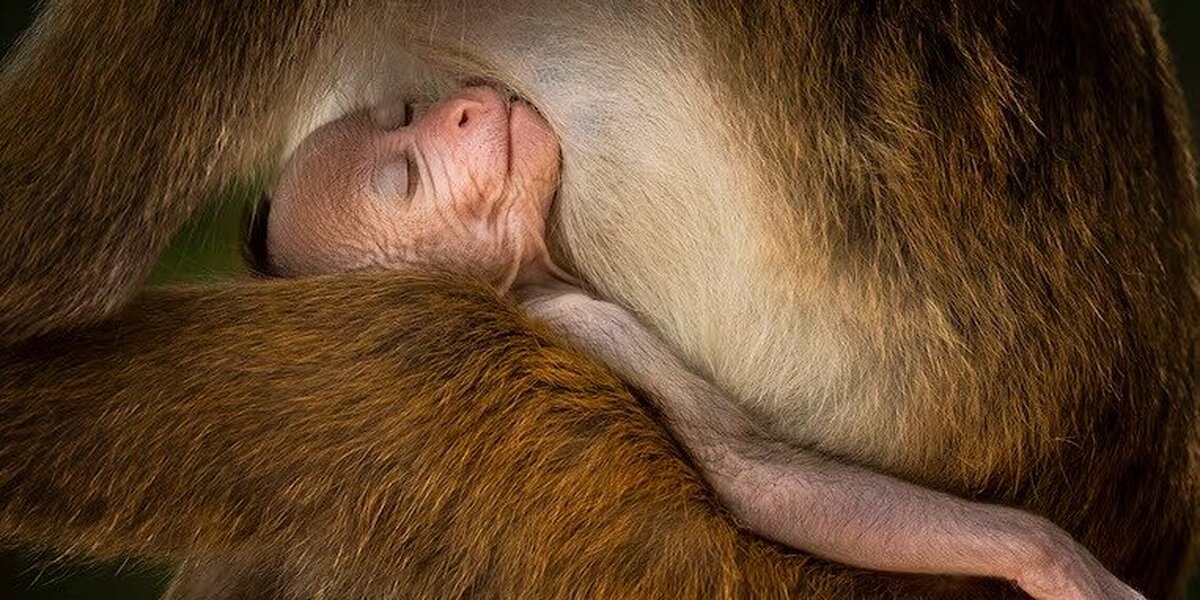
[444,86,507,132]
[446,99,485,131]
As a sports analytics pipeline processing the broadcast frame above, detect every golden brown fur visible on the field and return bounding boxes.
[0,0,1196,598]
[691,3,1200,590]
[0,273,976,599]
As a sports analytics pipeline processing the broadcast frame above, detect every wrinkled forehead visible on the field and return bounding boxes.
[271,116,386,229]
[279,110,374,184]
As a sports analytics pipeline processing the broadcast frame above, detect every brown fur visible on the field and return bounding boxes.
[0,1,1196,598]
[0,1,355,342]
[0,273,985,599]
[698,0,1200,592]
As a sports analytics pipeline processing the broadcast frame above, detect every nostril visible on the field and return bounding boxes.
[458,111,470,128]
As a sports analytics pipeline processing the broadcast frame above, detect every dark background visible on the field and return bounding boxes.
[1,1,1197,598]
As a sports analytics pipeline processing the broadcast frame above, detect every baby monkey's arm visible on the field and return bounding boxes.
[520,283,1143,600]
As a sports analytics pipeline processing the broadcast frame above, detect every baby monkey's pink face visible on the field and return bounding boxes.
[267,86,562,286]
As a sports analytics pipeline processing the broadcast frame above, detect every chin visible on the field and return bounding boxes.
[509,103,561,179]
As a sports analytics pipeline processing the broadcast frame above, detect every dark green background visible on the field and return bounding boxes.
[1,1,1197,598]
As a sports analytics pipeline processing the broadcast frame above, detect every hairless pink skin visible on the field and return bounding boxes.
[268,86,566,289]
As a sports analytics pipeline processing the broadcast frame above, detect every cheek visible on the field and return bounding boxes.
[418,140,504,208]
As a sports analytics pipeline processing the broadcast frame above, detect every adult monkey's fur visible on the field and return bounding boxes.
[0,1,1196,598]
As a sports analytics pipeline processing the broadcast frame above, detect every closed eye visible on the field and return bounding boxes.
[402,101,414,127]
[370,154,414,206]
[405,151,420,202]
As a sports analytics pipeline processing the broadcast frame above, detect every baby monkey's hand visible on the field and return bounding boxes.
[1009,516,1144,600]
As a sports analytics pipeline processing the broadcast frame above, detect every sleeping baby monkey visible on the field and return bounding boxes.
[252,86,1142,600]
